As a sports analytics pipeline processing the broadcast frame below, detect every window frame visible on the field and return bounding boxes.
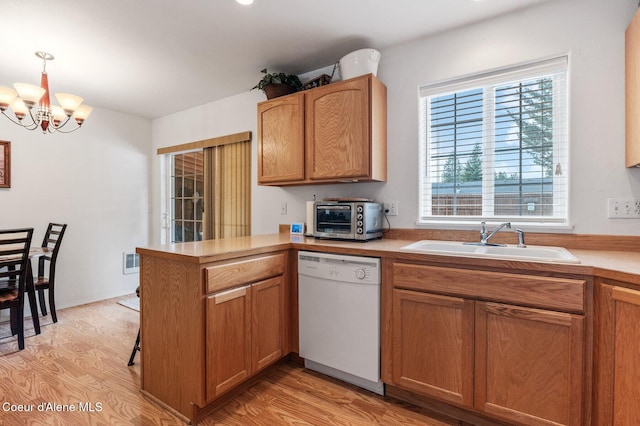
[418,56,570,229]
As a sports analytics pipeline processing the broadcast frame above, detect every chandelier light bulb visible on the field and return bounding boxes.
[72,104,93,125]
[50,105,67,126]
[0,86,17,111]
[10,98,29,120]
[55,93,83,115]
[13,83,46,109]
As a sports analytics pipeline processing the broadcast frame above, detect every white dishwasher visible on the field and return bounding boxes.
[298,251,383,395]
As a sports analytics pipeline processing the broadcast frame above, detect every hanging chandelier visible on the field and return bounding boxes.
[0,52,92,134]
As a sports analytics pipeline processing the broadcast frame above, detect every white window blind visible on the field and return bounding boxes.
[418,56,569,226]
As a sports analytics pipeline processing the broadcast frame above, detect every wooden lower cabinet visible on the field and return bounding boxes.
[206,285,252,399]
[475,302,584,426]
[391,288,474,406]
[252,276,284,372]
[386,262,588,426]
[140,250,289,423]
[206,276,285,401]
[595,282,640,425]
[391,293,584,425]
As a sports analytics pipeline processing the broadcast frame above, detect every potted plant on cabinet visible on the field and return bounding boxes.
[252,68,303,99]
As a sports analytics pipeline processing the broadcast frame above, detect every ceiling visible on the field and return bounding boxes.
[0,0,553,120]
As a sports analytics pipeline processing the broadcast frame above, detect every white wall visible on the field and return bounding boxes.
[0,107,151,311]
[151,0,640,241]
[378,0,640,235]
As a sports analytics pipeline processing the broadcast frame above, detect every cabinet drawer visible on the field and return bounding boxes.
[206,253,285,294]
[393,263,585,313]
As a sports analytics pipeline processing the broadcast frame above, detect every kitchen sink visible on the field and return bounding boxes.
[400,240,581,264]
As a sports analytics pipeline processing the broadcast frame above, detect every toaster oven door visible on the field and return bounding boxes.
[315,205,353,236]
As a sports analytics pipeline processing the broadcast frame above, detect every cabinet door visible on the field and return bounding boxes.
[257,93,305,183]
[475,302,584,426]
[392,288,474,406]
[306,76,370,180]
[626,9,640,167]
[206,285,252,400]
[611,286,640,425]
[252,276,284,372]
[598,285,640,425]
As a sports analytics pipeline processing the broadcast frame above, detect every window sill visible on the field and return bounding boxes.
[415,219,574,234]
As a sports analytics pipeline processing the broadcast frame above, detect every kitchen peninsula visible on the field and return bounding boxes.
[137,231,640,425]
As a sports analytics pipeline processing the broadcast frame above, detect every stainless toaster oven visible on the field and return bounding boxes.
[313,201,383,241]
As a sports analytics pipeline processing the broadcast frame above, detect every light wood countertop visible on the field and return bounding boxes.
[137,233,294,264]
[137,234,640,285]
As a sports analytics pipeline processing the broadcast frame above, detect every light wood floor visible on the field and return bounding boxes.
[0,296,463,425]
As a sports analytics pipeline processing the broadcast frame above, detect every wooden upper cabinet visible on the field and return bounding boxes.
[257,74,387,185]
[626,9,640,167]
[306,76,371,180]
[257,93,305,183]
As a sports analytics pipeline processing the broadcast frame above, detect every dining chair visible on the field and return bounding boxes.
[127,286,140,366]
[34,223,67,323]
[0,228,34,350]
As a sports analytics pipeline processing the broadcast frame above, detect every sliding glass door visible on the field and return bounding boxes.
[170,151,204,242]
[161,132,252,244]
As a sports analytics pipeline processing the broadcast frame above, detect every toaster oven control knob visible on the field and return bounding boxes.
[357,205,364,213]
[355,268,366,279]
[357,213,363,220]
[357,220,363,227]
[357,227,364,234]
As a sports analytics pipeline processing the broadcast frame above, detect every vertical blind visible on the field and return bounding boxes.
[419,56,568,224]
[205,140,251,239]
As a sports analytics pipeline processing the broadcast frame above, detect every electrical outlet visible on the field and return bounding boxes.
[607,198,640,219]
[384,201,399,216]
[280,202,287,215]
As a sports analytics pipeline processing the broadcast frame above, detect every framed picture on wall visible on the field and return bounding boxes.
[0,141,10,188]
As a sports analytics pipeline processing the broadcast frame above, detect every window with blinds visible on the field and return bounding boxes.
[418,56,568,225]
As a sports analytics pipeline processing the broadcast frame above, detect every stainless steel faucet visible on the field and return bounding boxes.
[515,228,527,248]
[480,221,511,245]
[465,221,527,248]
